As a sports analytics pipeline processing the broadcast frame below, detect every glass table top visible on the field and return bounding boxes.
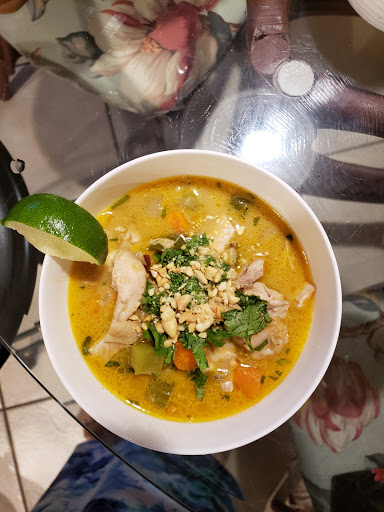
[1,1,384,510]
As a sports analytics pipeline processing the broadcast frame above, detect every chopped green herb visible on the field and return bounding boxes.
[179,331,208,371]
[261,375,265,384]
[105,360,120,367]
[143,322,174,366]
[79,285,85,289]
[111,194,130,210]
[217,182,222,188]
[185,233,209,253]
[253,216,259,226]
[286,234,294,242]
[275,370,283,376]
[188,368,208,401]
[162,208,166,218]
[126,398,140,406]
[82,336,92,355]
[276,358,289,365]
[141,281,161,317]
[222,394,230,401]
[109,238,118,242]
[285,348,291,354]
[269,375,279,381]
[205,328,229,347]
[253,339,268,352]
[152,253,161,263]
[230,196,252,213]
[222,300,272,351]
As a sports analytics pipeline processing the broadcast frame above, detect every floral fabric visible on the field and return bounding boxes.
[0,0,246,114]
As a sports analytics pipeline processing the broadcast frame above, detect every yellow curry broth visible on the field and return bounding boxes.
[68,176,313,422]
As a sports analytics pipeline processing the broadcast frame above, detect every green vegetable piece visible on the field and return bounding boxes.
[223,303,272,348]
[275,370,283,376]
[82,336,92,355]
[105,360,120,367]
[130,340,164,377]
[222,394,230,401]
[269,375,279,381]
[286,234,294,242]
[111,194,130,210]
[253,217,259,226]
[162,208,166,218]
[109,238,118,242]
[189,368,208,401]
[253,339,268,352]
[141,281,161,317]
[285,348,291,354]
[217,182,222,188]
[79,285,85,289]
[173,234,186,250]
[145,380,175,408]
[206,329,229,347]
[261,375,265,384]
[276,358,289,365]
[230,196,252,213]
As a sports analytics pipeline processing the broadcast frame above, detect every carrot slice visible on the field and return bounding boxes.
[233,365,262,399]
[167,211,189,233]
[174,341,197,371]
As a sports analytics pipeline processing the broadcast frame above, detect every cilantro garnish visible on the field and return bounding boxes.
[185,233,209,253]
[269,375,279,381]
[179,331,208,371]
[162,208,166,218]
[111,194,130,210]
[143,322,174,366]
[82,336,92,355]
[253,217,259,226]
[253,339,268,352]
[276,358,289,365]
[141,280,161,317]
[188,368,208,401]
[222,394,230,401]
[261,375,265,384]
[205,328,229,347]
[105,360,120,367]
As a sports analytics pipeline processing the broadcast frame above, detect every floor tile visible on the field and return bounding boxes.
[0,410,25,512]
[0,348,72,410]
[7,399,85,511]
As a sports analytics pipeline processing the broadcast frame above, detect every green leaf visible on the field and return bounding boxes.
[109,238,118,242]
[188,368,208,401]
[185,233,209,253]
[82,336,92,355]
[261,375,265,384]
[269,375,279,381]
[223,304,271,343]
[180,331,208,371]
[253,339,268,352]
[276,358,289,365]
[222,394,230,401]
[162,208,166,219]
[253,217,259,226]
[105,360,120,367]
[217,182,222,188]
[141,280,160,317]
[111,194,130,210]
[205,328,229,347]
[144,322,174,366]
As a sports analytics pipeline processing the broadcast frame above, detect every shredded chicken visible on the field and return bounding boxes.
[200,215,235,253]
[295,283,315,308]
[236,259,264,288]
[91,247,147,361]
[246,282,289,319]
[205,342,238,393]
[232,322,289,359]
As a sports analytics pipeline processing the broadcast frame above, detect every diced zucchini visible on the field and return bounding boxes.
[146,380,175,408]
[173,234,186,250]
[130,341,164,376]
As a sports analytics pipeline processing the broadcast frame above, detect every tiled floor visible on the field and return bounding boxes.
[0,356,85,512]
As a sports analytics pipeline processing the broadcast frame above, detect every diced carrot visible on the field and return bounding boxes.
[167,210,189,233]
[233,365,262,399]
[174,341,197,371]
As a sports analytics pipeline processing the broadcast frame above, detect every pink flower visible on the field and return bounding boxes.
[88,0,220,113]
[294,357,380,453]
[372,469,384,484]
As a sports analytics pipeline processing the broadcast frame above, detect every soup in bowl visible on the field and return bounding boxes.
[39,150,341,454]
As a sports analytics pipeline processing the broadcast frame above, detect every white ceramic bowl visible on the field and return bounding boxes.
[39,150,342,455]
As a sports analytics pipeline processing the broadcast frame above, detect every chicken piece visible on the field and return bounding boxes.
[200,215,235,253]
[246,282,289,319]
[232,322,289,359]
[236,259,264,288]
[205,342,238,393]
[295,283,315,308]
[91,321,140,362]
[91,248,146,361]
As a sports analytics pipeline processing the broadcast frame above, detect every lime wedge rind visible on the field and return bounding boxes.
[1,193,108,266]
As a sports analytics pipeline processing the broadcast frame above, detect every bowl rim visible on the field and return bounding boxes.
[39,149,342,455]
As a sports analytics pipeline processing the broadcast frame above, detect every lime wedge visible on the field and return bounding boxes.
[1,193,108,265]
